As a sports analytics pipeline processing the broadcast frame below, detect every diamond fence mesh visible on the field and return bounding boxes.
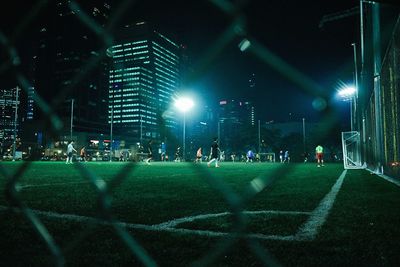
[364,13,400,176]
[0,1,398,266]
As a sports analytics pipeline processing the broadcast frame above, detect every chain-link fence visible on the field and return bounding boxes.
[1,1,399,266]
[364,13,400,177]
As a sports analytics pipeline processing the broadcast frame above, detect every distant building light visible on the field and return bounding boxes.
[200,122,207,125]
[219,100,227,105]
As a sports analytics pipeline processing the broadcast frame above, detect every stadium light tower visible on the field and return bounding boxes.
[174,97,194,161]
[337,86,356,131]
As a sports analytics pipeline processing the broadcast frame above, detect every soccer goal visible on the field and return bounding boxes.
[259,152,276,162]
[341,131,364,169]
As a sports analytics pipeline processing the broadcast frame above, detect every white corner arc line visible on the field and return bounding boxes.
[153,210,312,229]
[0,206,310,241]
[294,170,347,241]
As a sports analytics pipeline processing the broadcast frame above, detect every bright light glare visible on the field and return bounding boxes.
[238,38,251,52]
[337,86,356,100]
[174,97,194,112]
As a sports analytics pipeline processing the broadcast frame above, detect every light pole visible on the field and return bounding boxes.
[258,120,261,153]
[140,114,143,145]
[174,97,194,161]
[70,98,74,141]
[12,86,20,161]
[110,96,114,162]
[302,118,306,154]
[217,120,220,145]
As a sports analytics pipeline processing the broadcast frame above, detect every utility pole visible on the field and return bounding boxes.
[183,112,186,161]
[140,114,143,145]
[12,86,20,161]
[70,99,74,141]
[258,120,261,153]
[217,120,220,145]
[110,97,114,162]
[302,118,306,154]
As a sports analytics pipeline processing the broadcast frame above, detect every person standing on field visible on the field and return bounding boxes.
[66,141,77,164]
[195,147,203,163]
[145,140,153,165]
[315,145,324,167]
[80,146,86,162]
[207,138,220,168]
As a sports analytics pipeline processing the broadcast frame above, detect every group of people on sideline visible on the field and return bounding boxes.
[64,139,327,167]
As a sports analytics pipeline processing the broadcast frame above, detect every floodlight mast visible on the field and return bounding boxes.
[174,97,194,161]
[12,87,20,161]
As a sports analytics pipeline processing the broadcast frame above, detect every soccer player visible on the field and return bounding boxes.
[195,147,202,163]
[80,146,86,162]
[279,150,283,163]
[161,142,166,161]
[315,145,324,167]
[174,147,181,162]
[284,150,290,163]
[246,149,254,163]
[145,140,153,165]
[66,141,77,164]
[207,138,220,168]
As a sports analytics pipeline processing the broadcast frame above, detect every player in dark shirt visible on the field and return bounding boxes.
[207,138,220,168]
[145,140,153,165]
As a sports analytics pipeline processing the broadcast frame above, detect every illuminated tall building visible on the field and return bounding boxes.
[108,22,181,145]
[0,87,20,149]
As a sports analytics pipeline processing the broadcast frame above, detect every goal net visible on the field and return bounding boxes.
[259,153,275,162]
[341,131,364,169]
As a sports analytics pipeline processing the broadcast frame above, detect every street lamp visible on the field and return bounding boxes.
[174,97,194,161]
[337,86,356,131]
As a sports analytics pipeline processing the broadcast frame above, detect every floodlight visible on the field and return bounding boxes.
[337,86,356,100]
[174,97,194,113]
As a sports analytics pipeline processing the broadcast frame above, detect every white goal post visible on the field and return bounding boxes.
[341,131,364,169]
[259,153,276,162]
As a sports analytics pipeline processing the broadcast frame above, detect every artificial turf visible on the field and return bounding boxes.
[0,161,399,266]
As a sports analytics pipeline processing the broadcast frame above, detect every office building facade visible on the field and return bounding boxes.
[0,87,20,153]
[108,22,181,145]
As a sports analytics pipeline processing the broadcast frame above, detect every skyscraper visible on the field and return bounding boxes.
[0,87,20,153]
[108,22,181,145]
[34,1,111,141]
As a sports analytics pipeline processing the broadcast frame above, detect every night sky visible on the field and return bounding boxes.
[3,0,396,123]
[129,0,362,123]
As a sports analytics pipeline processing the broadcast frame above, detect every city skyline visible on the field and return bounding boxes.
[0,0,370,124]
[1,0,399,139]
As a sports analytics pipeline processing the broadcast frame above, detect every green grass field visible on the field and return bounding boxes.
[1,161,400,266]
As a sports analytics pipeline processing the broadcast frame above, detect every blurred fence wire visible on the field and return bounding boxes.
[0,0,399,266]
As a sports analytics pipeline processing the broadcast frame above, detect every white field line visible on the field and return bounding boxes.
[0,171,347,242]
[154,210,311,229]
[17,181,90,189]
[0,205,309,241]
[294,170,347,241]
